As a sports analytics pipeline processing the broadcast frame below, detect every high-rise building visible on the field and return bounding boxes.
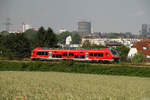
[78,21,91,34]
[142,24,150,36]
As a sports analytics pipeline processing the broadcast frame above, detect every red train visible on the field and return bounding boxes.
[31,47,120,63]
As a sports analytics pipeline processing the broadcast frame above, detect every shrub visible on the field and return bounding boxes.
[131,52,145,64]
[0,61,150,77]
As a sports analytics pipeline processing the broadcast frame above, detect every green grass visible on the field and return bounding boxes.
[0,61,150,77]
[0,71,150,100]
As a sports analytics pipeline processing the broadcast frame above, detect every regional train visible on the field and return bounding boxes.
[31,47,120,63]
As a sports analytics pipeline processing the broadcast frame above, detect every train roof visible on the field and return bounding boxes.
[32,47,110,52]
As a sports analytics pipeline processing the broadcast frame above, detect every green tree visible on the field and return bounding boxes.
[36,26,46,47]
[131,52,145,63]
[82,40,107,49]
[107,33,121,38]
[2,33,31,59]
[58,31,71,44]
[23,29,38,50]
[24,29,37,41]
[44,27,57,47]
[71,33,81,44]
[35,27,58,48]
[0,31,9,36]
[82,40,91,48]
[115,45,129,62]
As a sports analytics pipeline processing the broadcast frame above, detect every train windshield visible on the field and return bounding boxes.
[110,48,119,57]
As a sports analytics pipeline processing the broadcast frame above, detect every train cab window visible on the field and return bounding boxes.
[106,53,110,56]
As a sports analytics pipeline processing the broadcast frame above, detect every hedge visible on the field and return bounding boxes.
[0,61,150,77]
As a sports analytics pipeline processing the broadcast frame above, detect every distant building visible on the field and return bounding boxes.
[59,28,67,33]
[66,35,72,45]
[82,38,140,48]
[78,21,91,34]
[22,23,32,32]
[128,40,150,61]
[142,24,150,36]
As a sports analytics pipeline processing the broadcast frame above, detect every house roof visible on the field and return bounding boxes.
[132,40,150,56]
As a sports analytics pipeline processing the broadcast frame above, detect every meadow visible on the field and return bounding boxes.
[0,71,150,100]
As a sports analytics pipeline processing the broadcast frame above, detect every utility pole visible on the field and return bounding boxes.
[3,18,12,32]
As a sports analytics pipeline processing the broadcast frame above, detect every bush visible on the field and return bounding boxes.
[0,61,150,77]
[131,52,145,64]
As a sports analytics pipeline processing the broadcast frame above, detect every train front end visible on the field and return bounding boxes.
[109,48,120,63]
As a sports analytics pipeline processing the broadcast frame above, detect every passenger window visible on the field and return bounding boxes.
[94,53,97,56]
[63,53,67,56]
[98,53,103,57]
[90,53,93,56]
[69,53,74,56]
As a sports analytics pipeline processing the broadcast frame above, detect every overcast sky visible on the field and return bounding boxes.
[0,0,150,33]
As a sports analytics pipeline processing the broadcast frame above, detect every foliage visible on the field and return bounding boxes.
[36,27,58,47]
[107,33,121,38]
[24,29,38,41]
[0,61,150,77]
[0,31,9,36]
[44,28,58,47]
[82,40,107,49]
[58,31,72,44]
[71,32,81,44]
[58,31,81,44]
[82,40,91,48]
[115,45,129,62]
[0,26,58,59]
[1,34,31,59]
[131,52,145,63]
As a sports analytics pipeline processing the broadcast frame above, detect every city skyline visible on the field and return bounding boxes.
[0,0,150,33]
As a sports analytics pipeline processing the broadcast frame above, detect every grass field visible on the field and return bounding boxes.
[0,72,150,100]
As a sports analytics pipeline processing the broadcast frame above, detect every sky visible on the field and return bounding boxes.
[0,0,150,33]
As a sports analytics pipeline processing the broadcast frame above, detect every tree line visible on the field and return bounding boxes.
[0,27,58,59]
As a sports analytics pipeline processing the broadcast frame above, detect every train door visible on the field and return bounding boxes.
[85,52,88,59]
[49,52,52,59]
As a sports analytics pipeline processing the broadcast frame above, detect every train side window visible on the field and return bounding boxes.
[52,54,56,58]
[75,55,78,58]
[98,53,103,57]
[63,53,67,56]
[75,55,85,59]
[45,52,48,55]
[69,53,74,56]
[94,53,97,56]
[89,53,93,56]
[81,55,85,58]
